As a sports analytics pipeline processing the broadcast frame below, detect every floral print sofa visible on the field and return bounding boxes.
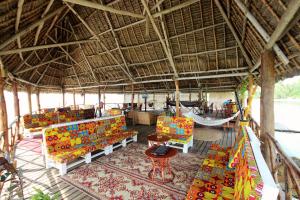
[186,126,278,200]
[43,115,138,175]
[156,116,194,153]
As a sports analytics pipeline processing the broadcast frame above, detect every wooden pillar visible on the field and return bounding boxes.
[131,84,134,111]
[62,87,65,107]
[0,77,8,153]
[27,85,32,114]
[83,90,85,105]
[12,81,20,120]
[198,89,202,102]
[260,50,275,169]
[36,88,41,112]
[98,87,101,117]
[103,91,106,110]
[73,90,76,108]
[153,93,155,110]
[175,80,180,117]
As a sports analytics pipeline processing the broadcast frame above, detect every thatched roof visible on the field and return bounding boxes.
[0,0,299,93]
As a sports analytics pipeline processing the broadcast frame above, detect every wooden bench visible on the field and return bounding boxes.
[186,126,278,200]
[156,116,194,153]
[42,115,138,175]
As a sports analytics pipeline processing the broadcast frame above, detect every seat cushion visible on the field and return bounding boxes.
[48,147,88,163]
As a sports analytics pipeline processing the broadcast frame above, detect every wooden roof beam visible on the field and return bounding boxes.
[214,0,253,69]
[265,0,300,50]
[101,2,131,76]
[36,65,50,85]
[233,0,289,65]
[68,22,99,83]
[0,6,65,50]
[0,39,98,56]
[34,0,55,46]
[16,55,66,74]
[63,0,144,19]
[141,0,178,78]
[65,2,135,82]
[15,0,25,60]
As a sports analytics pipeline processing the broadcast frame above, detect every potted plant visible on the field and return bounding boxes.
[30,188,59,200]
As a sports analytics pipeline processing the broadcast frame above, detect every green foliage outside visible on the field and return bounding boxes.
[254,77,300,99]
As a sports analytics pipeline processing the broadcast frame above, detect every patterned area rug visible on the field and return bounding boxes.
[61,143,204,200]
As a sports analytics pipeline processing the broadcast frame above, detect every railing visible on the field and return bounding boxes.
[0,117,20,163]
[249,116,300,200]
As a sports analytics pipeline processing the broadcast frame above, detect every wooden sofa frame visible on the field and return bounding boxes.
[43,115,137,176]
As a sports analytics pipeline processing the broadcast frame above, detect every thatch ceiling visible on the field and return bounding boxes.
[0,0,299,93]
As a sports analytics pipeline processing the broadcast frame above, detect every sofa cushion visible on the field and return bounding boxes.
[48,147,89,163]
[156,116,194,136]
[227,129,246,169]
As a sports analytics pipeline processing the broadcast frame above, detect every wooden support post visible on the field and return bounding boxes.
[62,87,65,107]
[27,85,32,114]
[244,75,257,119]
[73,90,76,108]
[0,77,8,153]
[175,80,180,117]
[36,88,41,112]
[83,90,85,105]
[12,80,21,140]
[103,91,106,110]
[98,87,101,117]
[131,84,134,111]
[260,50,275,169]
[153,93,155,110]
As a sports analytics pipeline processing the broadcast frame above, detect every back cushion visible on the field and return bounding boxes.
[156,116,194,136]
[233,138,263,199]
[107,109,122,116]
[227,127,247,169]
[44,116,127,154]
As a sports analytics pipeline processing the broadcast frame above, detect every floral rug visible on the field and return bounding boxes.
[60,143,204,200]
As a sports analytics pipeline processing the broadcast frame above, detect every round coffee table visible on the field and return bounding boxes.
[145,146,177,183]
[147,134,170,147]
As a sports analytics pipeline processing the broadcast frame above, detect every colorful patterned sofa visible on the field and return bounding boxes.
[22,108,95,135]
[186,126,278,200]
[43,115,138,175]
[156,116,194,153]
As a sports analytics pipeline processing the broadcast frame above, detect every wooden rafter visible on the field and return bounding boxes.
[16,54,66,74]
[141,0,178,78]
[0,6,65,50]
[233,0,289,65]
[0,39,98,56]
[65,2,135,82]
[15,0,25,60]
[68,22,99,83]
[36,64,50,85]
[64,0,144,19]
[101,1,131,76]
[214,0,253,69]
[34,0,55,45]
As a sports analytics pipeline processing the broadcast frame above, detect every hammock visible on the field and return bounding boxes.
[181,104,240,126]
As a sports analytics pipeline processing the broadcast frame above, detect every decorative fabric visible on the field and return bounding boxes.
[181,103,240,127]
[186,127,263,200]
[61,143,205,199]
[23,108,95,129]
[156,116,194,144]
[106,109,122,116]
[44,116,137,163]
[227,129,246,169]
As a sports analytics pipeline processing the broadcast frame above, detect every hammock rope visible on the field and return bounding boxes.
[180,104,240,126]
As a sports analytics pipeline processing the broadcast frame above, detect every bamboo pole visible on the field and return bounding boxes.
[175,80,180,117]
[98,87,101,117]
[244,75,257,119]
[0,77,8,153]
[83,90,85,105]
[36,88,41,113]
[62,87,65,107]
[73,90,76,108]
[131,84,134,111]
[260,50,275,169]
[27,85,32,114]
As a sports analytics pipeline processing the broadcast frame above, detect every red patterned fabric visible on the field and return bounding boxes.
[44,116,137,163]
[186,127,263,200]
